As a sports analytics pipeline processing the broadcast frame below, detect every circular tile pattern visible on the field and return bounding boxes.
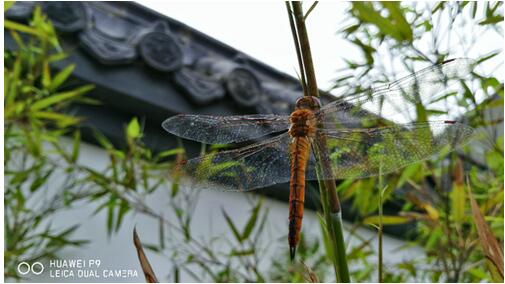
[139,32,183,72]
[43,2,87,33]
[225,68,262,107]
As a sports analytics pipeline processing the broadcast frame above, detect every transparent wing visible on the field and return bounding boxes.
[317,58,474,127]
[162,114,290,144]
[177,133,291,191]
[306,121,474,180]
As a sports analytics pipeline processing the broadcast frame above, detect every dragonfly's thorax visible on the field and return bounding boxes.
[295,96,321,111]
[288,109,317,138]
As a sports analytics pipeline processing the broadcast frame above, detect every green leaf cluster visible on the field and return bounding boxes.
[333,2,504,282]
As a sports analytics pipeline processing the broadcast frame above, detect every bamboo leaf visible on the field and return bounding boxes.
[468,182,504,281]
[6,56,22,105]
[382,2,413,41]
[469,267,491,280]
[32,111,80,127]
[351,38,376,64]
[303,1,319,20]
[317,213,334,261]
[31,85,94,111]
[127,117,141,139]
[479,16,504,25]
[423,204,440,220]
[42,61,51,89]
[425,109,448,116]
[221,208,242,243]
[47,52,69,63]
[157,148,185,159]
[363,215,412,225]
[133,228,159,283]
[115,199,130,232]
[241,199,263,240]
[159,217,165,250]
[4,1,15,11]
[352,2,404,41]
[71,130,80,162]
[49,64,75,91]
[93,130,115,151]
[477,51,500,64]
[432,2,445,13]
[397,163,421,187]
[471,1,478,18]
[30,168,54,192]
[450,159,466,225]
[4,20,44,37]
[229,249,255,256]
[106,195,116,236]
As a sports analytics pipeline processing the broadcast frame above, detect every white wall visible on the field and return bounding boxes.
[16,139,423,282]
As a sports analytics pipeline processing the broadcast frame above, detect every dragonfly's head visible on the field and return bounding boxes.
[295,96,321,111]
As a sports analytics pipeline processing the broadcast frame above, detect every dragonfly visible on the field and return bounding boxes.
[162,58,475,260]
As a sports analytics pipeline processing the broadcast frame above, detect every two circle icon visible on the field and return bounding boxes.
[17,262,44,275]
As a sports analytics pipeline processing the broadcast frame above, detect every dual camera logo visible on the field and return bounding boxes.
[17,262,44,275]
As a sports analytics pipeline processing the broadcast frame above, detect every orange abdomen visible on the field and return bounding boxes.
[288,136,311,260]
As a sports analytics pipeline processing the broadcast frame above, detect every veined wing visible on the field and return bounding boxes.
[306,121,474,180]
[316,58,474,127]
[177,133,291,191]
[162,114,289,144]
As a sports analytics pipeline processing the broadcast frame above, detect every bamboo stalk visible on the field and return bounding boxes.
[378,173,384,283]
[332,212,350,282]
[285,2,308,96]
[286,2,350,282]
[316,168,339,274]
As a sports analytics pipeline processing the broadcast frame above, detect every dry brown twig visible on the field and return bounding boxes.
[467,177,504,281]
[133,227,159,283]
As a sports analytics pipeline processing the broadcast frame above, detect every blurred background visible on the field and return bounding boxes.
[4,1,503,282]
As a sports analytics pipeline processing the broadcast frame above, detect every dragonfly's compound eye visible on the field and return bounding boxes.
[295,96,321,110]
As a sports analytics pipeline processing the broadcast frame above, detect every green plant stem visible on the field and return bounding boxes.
[315,160,351,282]
[332,212,350,283]
[313,140,350,282]
[316,165,339,276]
[285,2,307,96]
[291,2,318,98]
[287,2,350,282]
[378,176,384,283]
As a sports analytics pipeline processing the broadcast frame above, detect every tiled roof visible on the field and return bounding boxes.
[7,1,337,115]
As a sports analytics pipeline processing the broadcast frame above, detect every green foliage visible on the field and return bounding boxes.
[351,2,413,45]
[154,197,273,282]
[4,6,176,281]
[87,125,176,236]
[332,1,504,282]
[269,233,331,282]
[4,7,93,280]
[5,1,15,11]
